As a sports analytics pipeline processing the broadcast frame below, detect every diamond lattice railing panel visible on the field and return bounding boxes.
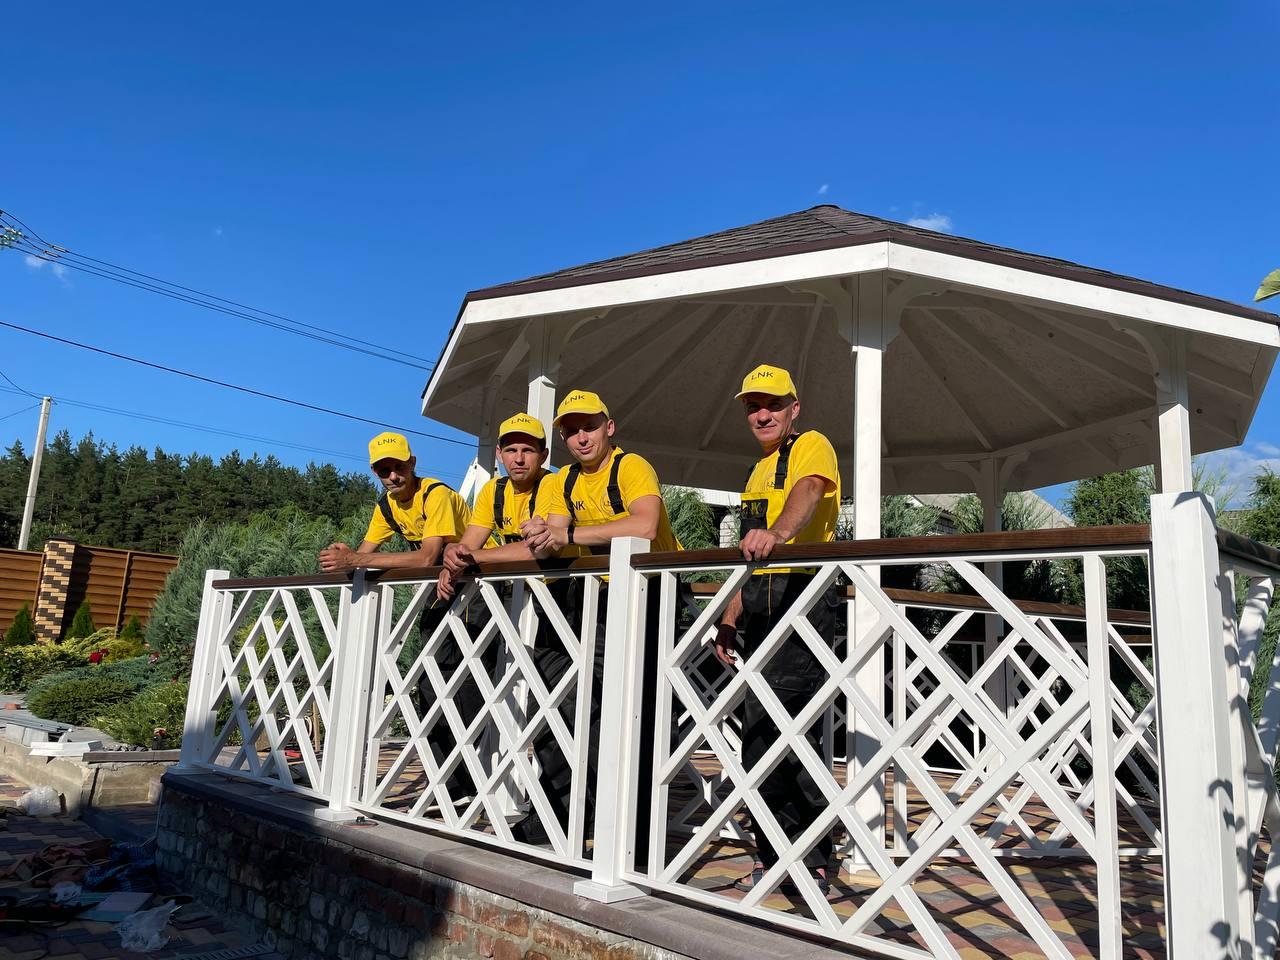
[633,556,1147,960]
[202,586,340,796]
[355,574,599,868]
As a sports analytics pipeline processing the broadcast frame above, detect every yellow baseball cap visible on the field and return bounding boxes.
[368,431,412,465]
[735,364,798,400]
[552,390,610,426]
[497,412,546,443]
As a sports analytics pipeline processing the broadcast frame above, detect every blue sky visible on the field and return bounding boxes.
[2,3,1278,502]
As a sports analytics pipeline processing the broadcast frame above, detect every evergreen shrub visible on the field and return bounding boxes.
[3,603,36,647]
[0,644,82,692]
[97,681,189,748]
[24,655,165,706]
[118,615,144,645]
[65,627,146,662]
[147,506,369,665]
[26,674,139,726]
[65,602,96,641]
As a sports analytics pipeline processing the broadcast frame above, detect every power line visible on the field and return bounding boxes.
[16,243,433,372]
[0,366,39,398]
[1,210,436,370]
[0,318,471,447]
[0,402,40,423]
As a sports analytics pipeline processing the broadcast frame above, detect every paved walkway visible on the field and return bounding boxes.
[1,773,281,960]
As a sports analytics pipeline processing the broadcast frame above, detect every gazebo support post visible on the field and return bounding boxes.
[841,273,888,870]
[527,317,559,466]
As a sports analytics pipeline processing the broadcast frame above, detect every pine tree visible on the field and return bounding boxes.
[3,603,35,647]
[65,601,96,641]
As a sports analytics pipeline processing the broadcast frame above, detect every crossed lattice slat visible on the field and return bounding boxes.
[358,574,599,863]
[642,559,1112,960]
[204,587,338,793]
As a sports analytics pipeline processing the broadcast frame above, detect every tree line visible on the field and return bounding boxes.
[0,430,380,553]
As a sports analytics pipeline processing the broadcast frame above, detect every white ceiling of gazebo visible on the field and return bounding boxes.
[424,283,1270,494]
[422,207,1279,496]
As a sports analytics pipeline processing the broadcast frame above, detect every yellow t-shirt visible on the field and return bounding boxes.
[471,469,555,543]
[743,431,841,572]
[543,447,680,554]
[364,477,470,547]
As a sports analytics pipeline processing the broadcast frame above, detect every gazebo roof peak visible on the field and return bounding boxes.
[467,203,1276,325]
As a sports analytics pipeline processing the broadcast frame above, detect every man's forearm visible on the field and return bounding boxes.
[769,477,826,541]
[469,541,538,564]
[566,513,658,545]
[720,591,743,628]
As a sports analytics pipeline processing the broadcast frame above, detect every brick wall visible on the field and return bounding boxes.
[156,786,687,960]
[32,537,76,642]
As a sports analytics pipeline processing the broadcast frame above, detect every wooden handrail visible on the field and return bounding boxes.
[1215,527,1280,574]
[211,525,1153,592]
[634,525,1154,570]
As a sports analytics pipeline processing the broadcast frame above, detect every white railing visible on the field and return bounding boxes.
[174,493,1280,959]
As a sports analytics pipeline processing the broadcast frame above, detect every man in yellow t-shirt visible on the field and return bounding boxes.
[318,432,477,798]
[436,412,574,601]
[712,364,842,896]
[520,391,679,863]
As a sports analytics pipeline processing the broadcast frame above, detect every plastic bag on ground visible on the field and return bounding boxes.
[51,880,82,903]
[118,900,178,952]
[16,785,61,816]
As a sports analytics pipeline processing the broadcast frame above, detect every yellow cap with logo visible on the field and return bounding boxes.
[368,431,412,465]
[497,412,546,443]
[735,364,798,400]
[552,390,610,426]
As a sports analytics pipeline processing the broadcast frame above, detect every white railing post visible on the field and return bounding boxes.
[174,569,230,774]
[316,570,380,821]
[575,536,649,903]
[1151,492,1248,959]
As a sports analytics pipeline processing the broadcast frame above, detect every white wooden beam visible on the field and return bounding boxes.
[886,242,1280,348]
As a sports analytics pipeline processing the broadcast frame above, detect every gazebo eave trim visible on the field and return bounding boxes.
[421,239,1279,416]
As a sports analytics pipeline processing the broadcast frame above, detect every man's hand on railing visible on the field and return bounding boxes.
[319,542,359,573]
[441,542,475,576]
[713,622,741,668]
[739,527,786,562]
[436,566,458,600]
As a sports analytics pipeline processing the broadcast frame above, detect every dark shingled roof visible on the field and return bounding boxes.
[465,205,1277,324]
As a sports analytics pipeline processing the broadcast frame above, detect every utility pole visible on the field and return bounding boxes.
[17,397,51,551]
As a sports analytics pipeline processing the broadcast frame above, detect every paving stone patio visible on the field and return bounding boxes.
[1,772,282,960]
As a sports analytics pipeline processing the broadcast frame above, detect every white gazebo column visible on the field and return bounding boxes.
[1154,330,1193,494]
[846,274,887,867]
[527,317,559,460]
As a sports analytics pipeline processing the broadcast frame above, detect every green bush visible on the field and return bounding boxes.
[96,681,189,748]
[118,615,144,645]
[65,627,146,662]
[3,604,36,647]
[65,602,96,641]
[0,644,83,692]
[24,655,169,706]
[26,675,140,726]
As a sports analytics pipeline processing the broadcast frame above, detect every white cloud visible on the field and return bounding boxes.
[907,213,953,232]
[816,183,829,196]
[23,254,68,284]
[1196,444,1280,507]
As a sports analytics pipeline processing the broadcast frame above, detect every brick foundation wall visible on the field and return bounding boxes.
[156,786,688,960]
